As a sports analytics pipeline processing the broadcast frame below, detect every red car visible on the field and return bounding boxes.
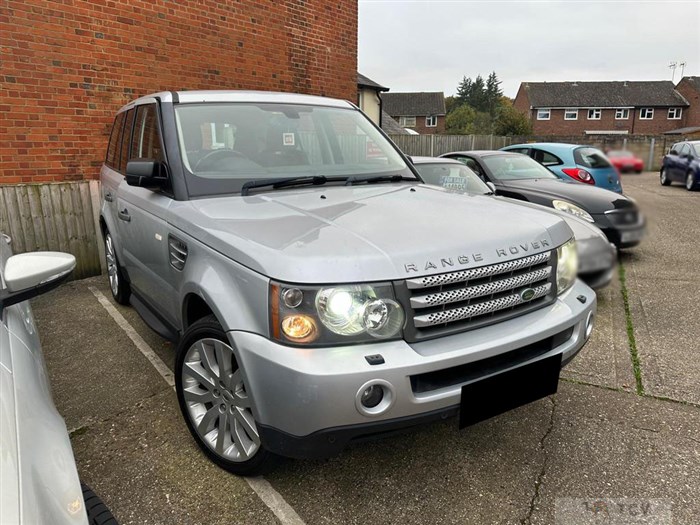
[607,150,644,173]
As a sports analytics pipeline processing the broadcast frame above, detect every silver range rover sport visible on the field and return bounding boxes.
[100,91,596,475]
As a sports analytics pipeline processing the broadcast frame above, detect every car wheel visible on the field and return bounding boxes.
[104,232,131,305]
[686,172,697,191]
[175,315,278,476]
[660,168,671,186]
[82,484,118,525]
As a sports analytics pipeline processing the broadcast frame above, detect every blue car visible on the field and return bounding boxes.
[501,143,623,194]
[660,140,700,191]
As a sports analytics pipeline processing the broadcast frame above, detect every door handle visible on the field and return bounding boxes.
[118,208,131,222]
[104,191,113,202]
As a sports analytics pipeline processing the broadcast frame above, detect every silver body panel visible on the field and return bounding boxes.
[0,239,88,525]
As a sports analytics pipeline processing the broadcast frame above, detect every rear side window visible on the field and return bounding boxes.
[130,104,165,162]
[118,109,135,172]
[574,147,612,169]
[531,148,562,166]
[105,112,126,169]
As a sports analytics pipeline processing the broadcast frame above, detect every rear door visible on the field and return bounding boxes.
[100,111,128,257]
[673,143,691,180]
[115,101,179,325]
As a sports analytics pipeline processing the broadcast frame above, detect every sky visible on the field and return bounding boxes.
[358,0,700,99]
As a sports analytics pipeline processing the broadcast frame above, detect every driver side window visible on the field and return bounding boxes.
[131,104,165,163]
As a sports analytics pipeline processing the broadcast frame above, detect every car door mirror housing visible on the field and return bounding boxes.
[486,182,497,193]
[126,159,168,190]
[670,149,679,156]
[1,252,75,311]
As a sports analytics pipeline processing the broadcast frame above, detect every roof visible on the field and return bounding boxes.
[678,76,700,92]
[381,92,446,116]
[380,111,409,134]
[664,126,700,135]
[411,156,462,164]
[520,81,689,108]
[357,73,389,92]
[118,90,353,113]
[441,150,520,157]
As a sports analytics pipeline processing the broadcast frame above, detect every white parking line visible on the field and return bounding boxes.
[88,286,307,525]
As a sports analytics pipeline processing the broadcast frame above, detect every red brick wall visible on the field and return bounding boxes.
[518,106,686,136]
[675,79,700,127]
[0,0,358,184]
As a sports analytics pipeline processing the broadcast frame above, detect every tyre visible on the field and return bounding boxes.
[104,232,131,305]
[686,172,697,191]
[82,484,119,525]
[660,168,671,186]
[175,315,278,476]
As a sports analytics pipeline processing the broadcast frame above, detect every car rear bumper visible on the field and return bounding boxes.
[229,280,596,458]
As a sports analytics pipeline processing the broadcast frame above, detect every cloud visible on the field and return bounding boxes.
[358,0,700,97]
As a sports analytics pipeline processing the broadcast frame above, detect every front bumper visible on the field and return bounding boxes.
[594,213,646,248]
[229,280,596,459]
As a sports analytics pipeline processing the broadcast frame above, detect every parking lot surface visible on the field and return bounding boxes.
[33,172,699,524]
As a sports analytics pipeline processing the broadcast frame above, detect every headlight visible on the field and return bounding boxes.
[552,200,594,223]
[556,239,578,294]
[270,281,405,346]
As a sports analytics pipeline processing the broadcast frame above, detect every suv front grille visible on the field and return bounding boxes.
[396,251,557,342]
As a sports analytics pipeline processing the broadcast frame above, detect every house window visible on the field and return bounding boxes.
[640,108,654,120]
[425,115,438,127]
[564,109,578,120]
[399,116,416,127]
[536,108,550,120]
[587,109,601,120]
[668,108,682,120]
[615,108,630,120]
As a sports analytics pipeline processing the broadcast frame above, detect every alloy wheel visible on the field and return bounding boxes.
[687,173,695,191]
[181,338,260,462]
[105,234,119,297]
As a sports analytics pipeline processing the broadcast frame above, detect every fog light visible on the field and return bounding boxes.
[281,314,317,342]
[585,312,594,339]
[360,385,384,408]
[282,288,303,308]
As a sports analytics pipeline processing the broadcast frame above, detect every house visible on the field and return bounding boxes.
[357,73,389,127]
[513,81,691,135]
[380,111,410,135]
[381,92,446,134]
[670,77,700,135]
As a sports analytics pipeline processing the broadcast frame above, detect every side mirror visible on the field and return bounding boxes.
[405,155,414,164]
[669,149,679,156]
[486,182,497,193]
[126,160,168,190]
[1,252,75,311]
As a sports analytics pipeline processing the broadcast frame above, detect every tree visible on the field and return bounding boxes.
[485,72,503,117]
[494,105,532,136]
[444,95,459,114]
[446,104,477,134]
[455,76,473,106]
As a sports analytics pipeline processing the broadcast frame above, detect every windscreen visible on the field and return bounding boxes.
[575,147,613,169]
[413,163,491,194]
[481,155,559,181]
[174,103,413,196]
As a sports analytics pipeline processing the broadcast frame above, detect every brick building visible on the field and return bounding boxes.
[0,0,357,184]
[381,92,446,134]
[513,81,692,136]
[673,77,700,133]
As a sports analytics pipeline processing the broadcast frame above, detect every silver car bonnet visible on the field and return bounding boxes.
[171,184,573,283]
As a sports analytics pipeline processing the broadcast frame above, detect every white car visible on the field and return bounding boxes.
[0,234,117,525]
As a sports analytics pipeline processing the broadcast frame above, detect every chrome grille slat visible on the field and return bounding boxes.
[413,283,551,328]
[406,252,550,290]
[410,266,552,308]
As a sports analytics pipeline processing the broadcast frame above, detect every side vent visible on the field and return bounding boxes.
[168,235,188,271]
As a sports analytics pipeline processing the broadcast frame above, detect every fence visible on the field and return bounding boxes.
[0,181,105,279]
[388,133,671,170]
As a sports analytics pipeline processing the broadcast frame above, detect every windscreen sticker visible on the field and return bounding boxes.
[440,175,468,191]
[283,133,295,146]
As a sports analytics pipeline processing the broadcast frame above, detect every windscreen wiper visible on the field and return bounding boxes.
[241,176,347,196]
[344,174,416,186]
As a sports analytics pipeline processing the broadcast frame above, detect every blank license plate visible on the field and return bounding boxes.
[621,229,644,243]
[459,354,561,429]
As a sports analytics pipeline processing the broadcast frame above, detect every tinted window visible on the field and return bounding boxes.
[131,104,165,162]
[117,109,135,172]
[574,147,612,169]
[481,155,559,181]
[414,163,490,195]
[106,112,125,168]
[531,148,562,166]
